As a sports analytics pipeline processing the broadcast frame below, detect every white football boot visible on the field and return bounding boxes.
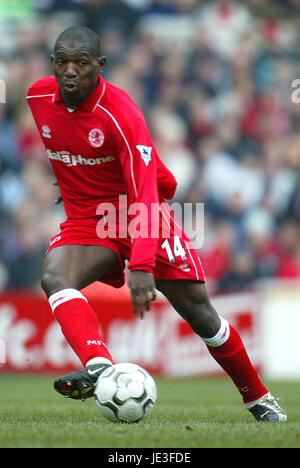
[245,392,287,422]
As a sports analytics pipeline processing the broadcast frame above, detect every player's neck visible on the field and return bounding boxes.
[60,92,82,109]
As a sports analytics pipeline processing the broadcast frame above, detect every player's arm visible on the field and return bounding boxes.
[115,112,159,318]
[53,181,63,205]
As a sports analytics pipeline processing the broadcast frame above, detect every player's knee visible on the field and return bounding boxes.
[41,270,68,298]
[188,303,220,337]
[184,287,220,337]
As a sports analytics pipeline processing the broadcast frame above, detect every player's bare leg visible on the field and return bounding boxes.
[156,280,220,336]
[41,244,119,400]
[156,279,287,422]
[41,244,119,296]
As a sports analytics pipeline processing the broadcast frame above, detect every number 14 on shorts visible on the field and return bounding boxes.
[161,236,187,263]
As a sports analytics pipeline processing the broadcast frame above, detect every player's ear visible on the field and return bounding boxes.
[50,54,55,63]
[98,56,106,73]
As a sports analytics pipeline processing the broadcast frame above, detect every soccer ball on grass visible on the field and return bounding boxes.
[94,363,157,423]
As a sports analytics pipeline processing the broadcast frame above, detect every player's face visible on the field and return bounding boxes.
[52,45,106,107]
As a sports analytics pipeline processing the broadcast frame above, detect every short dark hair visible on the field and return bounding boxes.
[54,26,101,58]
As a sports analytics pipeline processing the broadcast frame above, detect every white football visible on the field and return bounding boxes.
[94,363,157,423]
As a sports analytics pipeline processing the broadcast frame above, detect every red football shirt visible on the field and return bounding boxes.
[26,75,177,272]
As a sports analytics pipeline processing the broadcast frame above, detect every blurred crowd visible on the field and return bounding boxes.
[0,0,299,294]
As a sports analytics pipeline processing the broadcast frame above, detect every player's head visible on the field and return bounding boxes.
[52,26,106,107]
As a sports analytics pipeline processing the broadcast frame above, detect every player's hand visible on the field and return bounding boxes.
[128,270,156,319]
[53,181,63,205]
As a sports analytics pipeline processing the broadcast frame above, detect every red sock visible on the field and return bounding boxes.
[49,289,114,367]
[204,318,268,404]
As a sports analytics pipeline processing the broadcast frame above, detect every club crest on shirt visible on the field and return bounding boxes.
[42,125,52,139]
[89,128,105,148]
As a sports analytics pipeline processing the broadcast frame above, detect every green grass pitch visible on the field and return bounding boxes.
[0,374,300,448]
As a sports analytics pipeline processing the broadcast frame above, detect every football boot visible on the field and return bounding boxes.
[246,393,287,422]
[54,363,111,401]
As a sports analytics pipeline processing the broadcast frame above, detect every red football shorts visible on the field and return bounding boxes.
[45,202,205,288]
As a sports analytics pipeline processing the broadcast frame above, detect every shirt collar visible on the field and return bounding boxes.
[53,74,106,112]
